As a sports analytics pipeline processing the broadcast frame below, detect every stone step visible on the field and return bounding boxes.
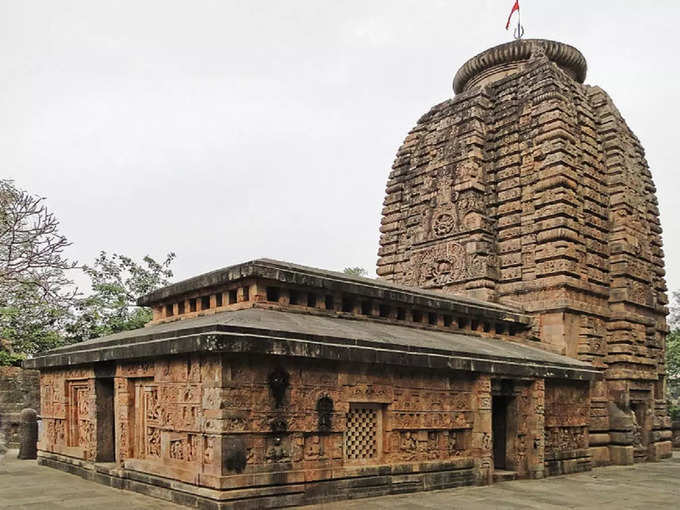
[493,469,518,483]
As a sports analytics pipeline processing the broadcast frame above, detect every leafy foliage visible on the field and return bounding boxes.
[669,403,680,421]
[668,290,680,329]
[666,291,680,381]
[667,329,680,381]
[1,284,69,356]
[0,350,25,367]
[65,251,175,342]
[343,267,368,277]
[665,292,680,418]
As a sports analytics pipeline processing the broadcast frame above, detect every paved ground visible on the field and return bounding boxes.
[0,450,678,509]
[0,450,184,509]
[301,452,680,510]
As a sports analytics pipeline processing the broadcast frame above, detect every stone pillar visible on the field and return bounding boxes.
[588,379,611,466]
[607,402,634,465]
[0,417,7,460]
[527,378,545,479]
[114,377,132,463]
[472,374,492,484]
[17,408,38,460]
[649,398,673,461]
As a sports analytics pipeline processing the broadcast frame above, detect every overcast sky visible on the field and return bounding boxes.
[2,0,679,295]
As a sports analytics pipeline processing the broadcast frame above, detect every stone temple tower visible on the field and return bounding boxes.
[377,39,671,465]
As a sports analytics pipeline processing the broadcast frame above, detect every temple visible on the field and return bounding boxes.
[25,39,672,509]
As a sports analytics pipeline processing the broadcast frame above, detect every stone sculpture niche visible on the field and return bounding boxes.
[223,436,247,473]
[267,368,289,408]
[316,396,334,433]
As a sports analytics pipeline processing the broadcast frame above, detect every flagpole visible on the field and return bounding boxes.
[507,1,523,41]
[514,5,524,40]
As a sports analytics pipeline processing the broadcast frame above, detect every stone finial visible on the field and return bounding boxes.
[452,39,587,94]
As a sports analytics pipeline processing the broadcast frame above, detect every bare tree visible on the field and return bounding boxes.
[0,179,75,302]
[0,180,76,356]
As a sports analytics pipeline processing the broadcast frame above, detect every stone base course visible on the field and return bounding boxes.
[38,450,477,509]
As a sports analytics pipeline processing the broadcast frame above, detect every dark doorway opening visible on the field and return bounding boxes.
[95,378,115,462]
[492,395,510,469]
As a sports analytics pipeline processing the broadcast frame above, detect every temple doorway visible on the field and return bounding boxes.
[95,378,115,462]
[492,395,511,469]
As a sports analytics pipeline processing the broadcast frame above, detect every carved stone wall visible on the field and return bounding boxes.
[544,380,591,475]
[114,355,223,485]
[208,355,480,489]
[508,379,545,478]
[37,354,508,491]
[39,367,96,460]
[377,39,670,463]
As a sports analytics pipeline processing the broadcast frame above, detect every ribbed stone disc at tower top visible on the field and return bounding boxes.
[452,39,587,94]
[377,39,669,447]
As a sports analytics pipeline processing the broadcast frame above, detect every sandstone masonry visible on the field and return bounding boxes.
[377,38,671,467]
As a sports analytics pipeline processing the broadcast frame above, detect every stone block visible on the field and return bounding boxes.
[609,445,634,465]
[589,446,610,466]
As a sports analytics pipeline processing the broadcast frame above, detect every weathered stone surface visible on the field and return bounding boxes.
[17,408,38,460]
[378,38,670,467]
[0,367,40,449]
[25,308,595,380]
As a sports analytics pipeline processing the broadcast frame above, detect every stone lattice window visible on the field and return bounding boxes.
[344,404,382,462]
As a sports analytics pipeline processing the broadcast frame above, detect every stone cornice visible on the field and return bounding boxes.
[23,328,599,381]
[137,258,529,323]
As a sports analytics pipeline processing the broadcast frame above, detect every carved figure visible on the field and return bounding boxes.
[316,396,334,433]
[268,368,289,408]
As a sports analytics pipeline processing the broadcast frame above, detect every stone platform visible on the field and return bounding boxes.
[1,450,678,509]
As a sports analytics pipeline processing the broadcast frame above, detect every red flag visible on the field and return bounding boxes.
[505,0,520,30]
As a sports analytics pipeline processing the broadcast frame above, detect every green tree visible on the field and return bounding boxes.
[667,291,680,379]
[667,330,680,378]
[1,285,66,358]
[0,180,75,359]
[666,291,680,420]
[343,267,368,277]
[66,251,175,342]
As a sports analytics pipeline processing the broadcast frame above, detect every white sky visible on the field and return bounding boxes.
[2,1,679,294]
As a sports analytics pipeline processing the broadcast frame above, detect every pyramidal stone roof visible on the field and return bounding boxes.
[137,258,521,314]
[26,297,596,380]
[25,257,597,380]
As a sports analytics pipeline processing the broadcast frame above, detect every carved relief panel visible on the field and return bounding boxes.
[404,241,496,289]
[67,381,92,449]
[133,379,159,459]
